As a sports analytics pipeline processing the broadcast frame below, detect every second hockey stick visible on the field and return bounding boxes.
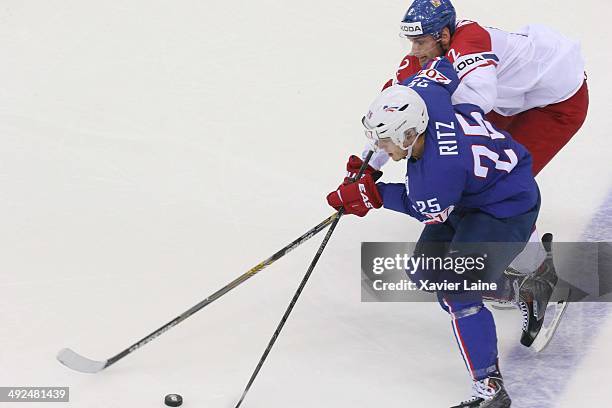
[234,150,374,407]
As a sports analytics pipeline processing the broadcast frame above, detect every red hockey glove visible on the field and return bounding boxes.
[343,155,383,185]
[326,174,383,217]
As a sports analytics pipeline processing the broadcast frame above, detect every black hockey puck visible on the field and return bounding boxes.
[164,394,183,407]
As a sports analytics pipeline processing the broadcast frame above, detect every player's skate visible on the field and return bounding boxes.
[505,233,569,350]
[487,233,558,312]
[450,375,511,408]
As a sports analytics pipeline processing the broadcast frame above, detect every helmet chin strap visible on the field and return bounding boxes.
[401,133,421,159]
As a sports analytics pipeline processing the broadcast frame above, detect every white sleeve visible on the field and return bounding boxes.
[451,64,498,114]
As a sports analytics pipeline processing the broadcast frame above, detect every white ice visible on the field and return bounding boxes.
[1,1,611,407]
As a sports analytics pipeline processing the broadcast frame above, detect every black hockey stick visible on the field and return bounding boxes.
[235,150,374,407]
[57,213,340,373]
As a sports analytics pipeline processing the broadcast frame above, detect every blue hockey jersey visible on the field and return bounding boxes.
[377,57,538,224]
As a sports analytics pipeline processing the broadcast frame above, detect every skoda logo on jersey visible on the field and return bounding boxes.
[453,52,499,78]
[400,22,423,36]
[456,56,485,72]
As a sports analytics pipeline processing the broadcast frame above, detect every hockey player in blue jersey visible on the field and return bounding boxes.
[326,58,558,407]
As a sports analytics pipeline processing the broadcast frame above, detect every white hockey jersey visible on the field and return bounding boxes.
[366,20,586,170]
[391,20,585,116]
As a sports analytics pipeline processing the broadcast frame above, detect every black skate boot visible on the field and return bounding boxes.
[501,233,570,350]
[505,233,558,347]
[450,375,511,408]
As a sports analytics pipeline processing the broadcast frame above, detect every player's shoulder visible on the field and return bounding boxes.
[403,57,459,100]
[453,19,491,42]
[446,19,493,62]
[421,57,457,80]
[394,54,422,85]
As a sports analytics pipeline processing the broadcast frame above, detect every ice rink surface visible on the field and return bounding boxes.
[1,1,611,407]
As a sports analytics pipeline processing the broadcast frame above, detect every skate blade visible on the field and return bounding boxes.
[531,287,571,352]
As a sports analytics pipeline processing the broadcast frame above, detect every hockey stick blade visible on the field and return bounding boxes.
[57,348,108,373]
[56,213,338,373]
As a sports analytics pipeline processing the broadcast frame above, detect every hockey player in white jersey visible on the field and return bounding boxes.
[388,0,588,177]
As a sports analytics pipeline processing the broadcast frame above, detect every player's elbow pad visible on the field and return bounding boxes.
[453,73,498,114]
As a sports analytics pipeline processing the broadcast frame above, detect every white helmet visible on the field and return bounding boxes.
[362,85,429,151]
